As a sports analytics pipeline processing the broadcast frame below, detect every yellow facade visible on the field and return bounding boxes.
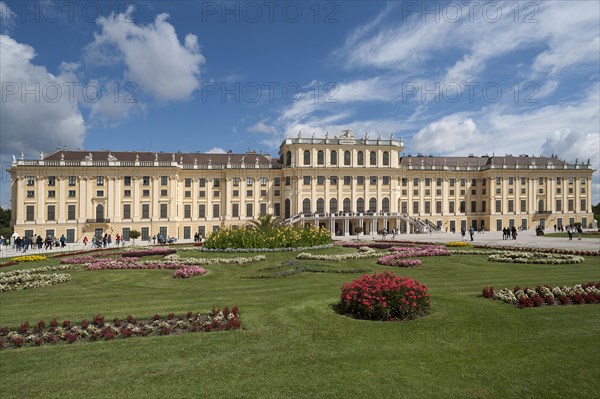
[9,132,595,241]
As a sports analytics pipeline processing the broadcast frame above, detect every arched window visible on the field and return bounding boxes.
[369,197,377,212]
[316,198,325,214]
[330,150,337,165]
[329,198,338,213]
[356,198,365,213]
[286,151,292,167]
[382,197,390,213]
[304,150,311,166]
[370,151,377,166]
[317,150,324,165]
[344,151,351,166]
[303,198,311,214]
[383,151,389,166]
[96,204,104,221]
[343,198,351,212]
[357,151,364,165]
[538,199,544,212]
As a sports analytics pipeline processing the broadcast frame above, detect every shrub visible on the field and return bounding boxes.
[482,286,495,299]
[204,225,332,249]
[337,271,430,321]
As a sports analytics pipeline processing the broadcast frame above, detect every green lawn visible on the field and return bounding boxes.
[1,247,599,398]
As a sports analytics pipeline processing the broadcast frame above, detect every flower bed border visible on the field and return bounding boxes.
[199,243,334,253]
[0,306,241,350]
[487,251,585,264]
[482,282,599,308]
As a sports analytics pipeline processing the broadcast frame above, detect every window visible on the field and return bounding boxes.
[317,150,324,165]
[521,188,526,194]
[214,191,220,198]
[495,200,501,213]
[48,190,55,198]
[521,177,526,185]
[286,151,292,166]
[285,177,291,186]
[329,176,338,185]
[508,200,514,213]
[199,191,206,198]
[274,190,280,196]
[184,204,191,218]
[459,201,466,213]
[48,176,56,186]
[304,150,311,165]
[213,178,220,188]
[343,198,351,212]
[124,176,131,186]
[357,198,365,212]
[232,177,240,187]
[68,205,76,220]
[450,178,455,187]
[66,229,75,243]
[246,203,253,217]
[260,203,267,215]
[143,176,150,186]
[412,201,419,214]
[330,150,337,165]
[508,188,513,194]
[329,198,338,213]
[538,177,544,185]
[370,176,377,186]
[96,176,104,186]
[124,190,131,197]
[302,199,311,214]
[555,199,561,212]
[68,190,76,198]
[471,178,477,186]
[183,226,191,240]
[199,204,206,218]
[436,201,442,214]
[141,227,150,241]
[184,191,191,198]
[232,203,239,217]
[436,189,442,196]
[449,201,455,213]
[161,189,168,197]
[96,190,104,197]
[413,189,419,196]
[260,177,268,186]
[344,151,351,166]
[233,190,239,197]
[26,205,34,221]
[212,203,220,218]
[304,176,311,185]
[274,203,281,217]
[247,178,254,186]
[581,178,586,185]
[47,205,55,221]
[402,178,408,187]
[581,199,587,212]
[69,176,76,186]
[260,190,267,197]
[460,179,466,187]
[383,176,390,185]
[425,178,431,187]
[382,198,390,213]
[481,201,486,213]
[199,178,206,187]
[143,190,150,197]
[401,201,408,214]
[471,201,477,213]
[357,176,364,185]
[274,178,280,187]
[383,151,389,166]
[344,176,351,185]
[370,151,377,166]
[317,176,325,185]
[521,199,527,212]
[369,197,377,212]
[471,189,477,196]
[357,151,364,166]
[437,178,443,187]
[122,228,130,242]
[495,177,501,185]
[424,201,430,214]
[142,204,150,219]
[161,176,168,186]
[160,204,168,218]
[123,204,131,219]
[185,178,191,188]
[26,176,35,186]
[508,177,514,185]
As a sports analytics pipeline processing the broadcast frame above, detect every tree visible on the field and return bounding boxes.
[593,203,600,228]
[129,230,141,245]
[0,207,12,239]
[248,214,282,230]
[354,226,363,240]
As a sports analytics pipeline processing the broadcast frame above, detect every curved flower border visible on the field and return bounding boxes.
[487,252,585,264]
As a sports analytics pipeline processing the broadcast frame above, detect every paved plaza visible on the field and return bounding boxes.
[1,229,598,260]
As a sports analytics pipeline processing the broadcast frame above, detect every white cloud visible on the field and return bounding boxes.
[206,147,226,154]
[85,7,205,102]
[0,1,15,33]
[0,34,86,208]
[410,115,488,153]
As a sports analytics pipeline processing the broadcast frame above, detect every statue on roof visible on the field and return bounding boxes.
[20,152,24,160]
[39,151,44,160]
[155,153,158,161]
[107,152,117,161]
[172,153,175,162]
[135,154,139,161]
[297,130,302,139]
[12,154,16,164]
[390,133,394,140]
[84,153,93,162]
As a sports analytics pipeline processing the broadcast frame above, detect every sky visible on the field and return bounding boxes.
[1,0,599,209]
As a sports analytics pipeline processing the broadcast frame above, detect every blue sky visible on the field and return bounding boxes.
[1,1,599,208]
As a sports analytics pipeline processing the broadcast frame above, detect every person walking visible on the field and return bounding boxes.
[567,227,573,240]
[60,234,66,248]
[469,226,475,241]
[461,227,466,241]
[83,236,88,247]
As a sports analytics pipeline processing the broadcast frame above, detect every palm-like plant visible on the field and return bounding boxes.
[247,214,282,230]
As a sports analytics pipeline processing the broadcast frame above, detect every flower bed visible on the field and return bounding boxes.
[163,254,266,265]
[483,282,599,307]
[487,252,585,264]
[0,306,241,350]
[200,244,333,253]
[474,244,600,257]
[0,266,74,292]
[173,266,207,278]
[339,242,395,249]
[337,271,430,321]
[297,247,384,261]
[204,225,332,249]
[122,247,177,257]
[10,255,48,263]
[445,241,472,247]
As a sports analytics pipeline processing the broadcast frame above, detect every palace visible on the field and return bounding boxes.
[9,130,595,242]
